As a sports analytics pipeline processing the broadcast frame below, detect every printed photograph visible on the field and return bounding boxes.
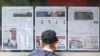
[74,12,93,20]
[3,28,17,50]
[35,36,42,50]
[69,37,83,49]
[13,12,32,17]
[36,11,65,17]
[83,36,98,49]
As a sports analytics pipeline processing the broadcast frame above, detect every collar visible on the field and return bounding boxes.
[43,48,53,52]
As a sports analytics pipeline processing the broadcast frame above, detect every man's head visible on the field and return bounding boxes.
[40,30,58,51]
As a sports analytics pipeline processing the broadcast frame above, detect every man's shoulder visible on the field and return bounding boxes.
[47,53,57,56]
[28,50,57,56]
[28,50,40,56]
[43,50,57,56]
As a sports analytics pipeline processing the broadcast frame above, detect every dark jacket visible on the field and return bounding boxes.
[28,50,57,56]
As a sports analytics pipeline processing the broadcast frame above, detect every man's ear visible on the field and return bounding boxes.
[54,42,58,49]
[56,42,58,48]
[52,42,58,51]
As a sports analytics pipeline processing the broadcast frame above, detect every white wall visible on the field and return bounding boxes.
[0,52,100,56]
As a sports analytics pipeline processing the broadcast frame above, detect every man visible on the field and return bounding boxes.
[28,30,58,56]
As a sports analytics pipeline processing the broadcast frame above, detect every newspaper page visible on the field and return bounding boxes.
[2,6,34,50]
[35,6,67,50]
[68,7,99,51]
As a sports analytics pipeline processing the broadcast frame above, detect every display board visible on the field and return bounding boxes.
[1,6,100,52]
[68,7,99,51]
[35,6,67,50]
[2,6,34,50]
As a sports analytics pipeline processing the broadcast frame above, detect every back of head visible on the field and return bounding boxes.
[41,30,58,44]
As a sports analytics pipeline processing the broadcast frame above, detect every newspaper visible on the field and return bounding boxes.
[68,7,99,51]
[35,6,67,50]
[2,6,34,50]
